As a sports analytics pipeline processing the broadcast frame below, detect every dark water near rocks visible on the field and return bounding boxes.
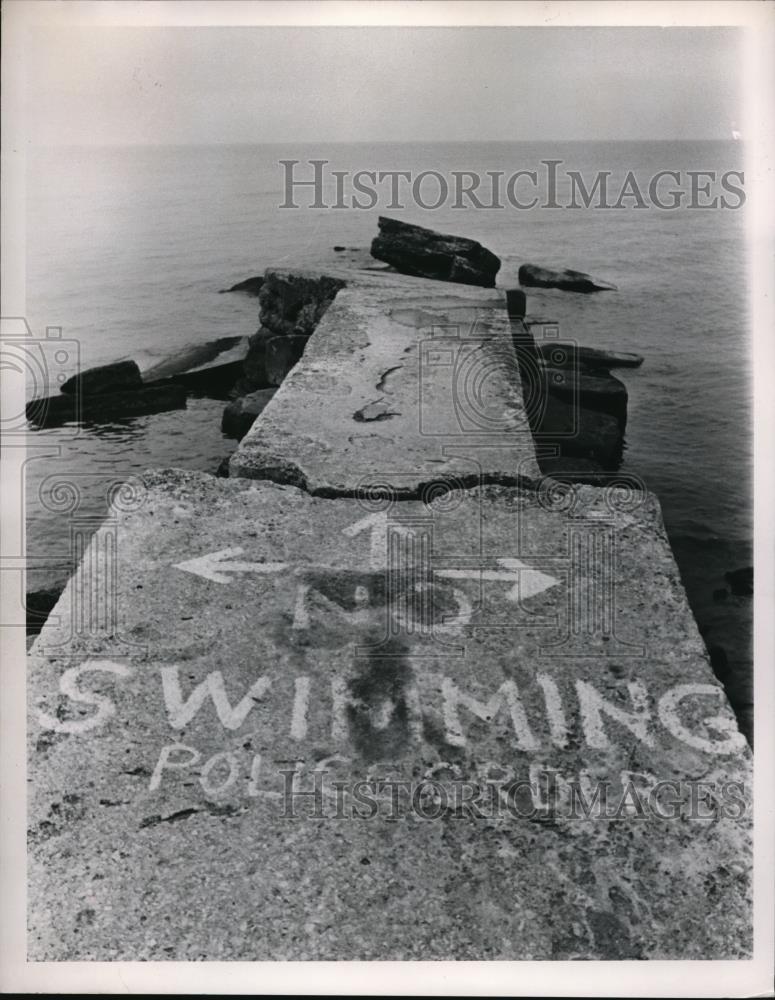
[24,141,751,730]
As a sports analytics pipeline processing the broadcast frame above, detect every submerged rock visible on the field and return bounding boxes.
[26,384,187,428]
[370,216,501,287]
[219,276,265,297]
[519,264,617,293]
[60,360,143,396]
[725,566,753,596]
[535,395,624,468]
[221,388,277,441]
[511,316,627,468]
[536,341,643,370]
[543,366,628,426]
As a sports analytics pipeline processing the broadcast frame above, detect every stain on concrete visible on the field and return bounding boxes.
[587,909,642,958]
[75,907,96,929]
[353,399,400,423]
[140,802,241,828]
[29,793,86,844]
[140,808,199,828]
[421,715,466,763]
[345,637,414,762]
[375,365,403,393]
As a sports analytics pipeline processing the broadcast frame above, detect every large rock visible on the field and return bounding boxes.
[258,270,346,339]
[140,337,248,397]
[219,276,264,297]
[234,271,346,394]
[236,327,275,393]
[535,394,624,468]
[26,384,187,428]
[221,388,277,441]
[264,333,309,386]
[725,567,753,596]
[543,366,628,426]
[238,326,314,394]
[537,341,643,370]
[60,360,143,396]
[509,317,625,465]
[519,264,617,294]
[370,217,501,288]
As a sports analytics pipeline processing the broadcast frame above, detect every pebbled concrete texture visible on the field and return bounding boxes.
[229,271,539,493]
[28,469,751,961]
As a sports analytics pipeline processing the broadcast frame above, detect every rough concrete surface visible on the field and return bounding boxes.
[230,278,539,492]
[28,469,751,960]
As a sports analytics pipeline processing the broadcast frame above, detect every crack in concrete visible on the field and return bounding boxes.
[241,460,541,501]
[139,802,240,828]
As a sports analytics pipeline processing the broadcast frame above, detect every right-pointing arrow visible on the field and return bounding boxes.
[436,558,560,603]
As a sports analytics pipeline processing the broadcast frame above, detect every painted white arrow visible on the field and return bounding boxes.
[174,547,287,585]
[342,511,417,569]
[436,558,560,603]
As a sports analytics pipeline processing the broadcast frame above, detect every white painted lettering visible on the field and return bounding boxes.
[290,676,311,739]
[149,742,201,791]
[37,659,133,735]
[658,683,748,754]
[442,677,538,750]
[537,673,568,747]
[576,679,654,749]
[331,675,422,744]
[200,750,240,796]
[160,667,271,730]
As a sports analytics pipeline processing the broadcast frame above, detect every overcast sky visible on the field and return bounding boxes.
[24,26,741,145]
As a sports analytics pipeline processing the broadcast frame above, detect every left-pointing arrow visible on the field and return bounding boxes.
[173,547,287,585]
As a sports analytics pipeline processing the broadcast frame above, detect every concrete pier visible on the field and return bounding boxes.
[27,264,752,960]
[229,268,538,491]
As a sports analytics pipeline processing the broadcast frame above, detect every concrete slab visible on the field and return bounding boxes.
[28,469,751,960]
[229,281,540,493]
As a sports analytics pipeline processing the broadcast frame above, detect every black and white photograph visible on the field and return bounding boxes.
[1,1,773,994]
